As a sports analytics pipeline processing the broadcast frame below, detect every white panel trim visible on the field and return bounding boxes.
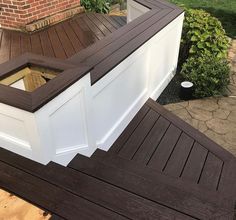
[0,131,31,150]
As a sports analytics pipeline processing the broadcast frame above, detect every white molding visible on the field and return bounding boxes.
[150,67,176,100]
[0,132,31,150]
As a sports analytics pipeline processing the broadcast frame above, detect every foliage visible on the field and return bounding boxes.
[181,56,230,98]
[180,8,229,65]
[169,0,236,38]
[81,0,110,13]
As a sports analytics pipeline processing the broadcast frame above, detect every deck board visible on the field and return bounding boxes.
[163,133,194,177]
[0,99,235,219]
[181,142,208,183]
[199,152,223,190]
[0,13,124,65]
[132,116,170,164]
[147,124,182,171]
[30,34,43,55]
[39,30,55,57]
[118,109,160,159]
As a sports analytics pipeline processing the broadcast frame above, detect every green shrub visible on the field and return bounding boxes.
[180,8,229,65]
[181,56,230,98]
[81,0,110,13]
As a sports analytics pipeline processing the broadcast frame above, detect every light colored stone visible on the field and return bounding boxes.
[230,74,236,85]
[206,118,236,134]
[213,108,230,120]
[188,98,218,112]
[228,111,236,122]
[205,130,226,146]
[186,107,212,121]
[178,101,189,108]
[172,108,192,120]
[227,84,236,95]
[228,51,235,59]
[185,118,199,130]
[218,97,236,111]
[232,74,236,84]
[164,103,184,112]
[198,121,208,133]
[224,131,236,146]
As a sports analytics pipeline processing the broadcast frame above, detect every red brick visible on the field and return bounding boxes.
[1,0,81,29]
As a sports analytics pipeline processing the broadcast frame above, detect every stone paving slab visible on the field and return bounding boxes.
[164,39,236,157]
[165,97,236,157]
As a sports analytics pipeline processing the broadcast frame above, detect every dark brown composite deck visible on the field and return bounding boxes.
[0,13,126,64]
[0,99,235,220]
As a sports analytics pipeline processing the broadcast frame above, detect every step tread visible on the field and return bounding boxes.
[68,153,234,219]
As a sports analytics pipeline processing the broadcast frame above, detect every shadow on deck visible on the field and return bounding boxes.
[0,13,126,64]
[0,99,235,219]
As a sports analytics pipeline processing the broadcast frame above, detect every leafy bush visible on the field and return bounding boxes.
[181,56,230,98]
[180,8,229,65]
[81,0,110,13]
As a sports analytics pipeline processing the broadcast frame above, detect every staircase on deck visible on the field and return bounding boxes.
[0,99,235,220]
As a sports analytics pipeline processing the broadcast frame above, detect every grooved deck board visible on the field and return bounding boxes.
[94,13,117,32]
[10,33,21,59]
[20,33,31,54]
[55,25,75,58]
[0,160,126,220]
[68,154,232,219]
[118,109,160,159]
[163,133,194,177]
[30,34,43,55]
[199,152,223,190]
[87,13,111,36]
[147,124,182,171]
[61,22,84,52]
[82,15,105,40]
[39,31,55,57]
[109,104,150,154]
[181,142,208,183]
[0,13,124,65]
[132,116,170,164]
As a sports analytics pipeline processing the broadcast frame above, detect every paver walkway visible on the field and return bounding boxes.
[164,39,236,157]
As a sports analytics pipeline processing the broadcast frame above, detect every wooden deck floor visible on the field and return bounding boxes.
[0,99,235,219]
[0,13,126,64]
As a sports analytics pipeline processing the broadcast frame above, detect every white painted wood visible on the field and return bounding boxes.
[0,6,184,165]
[127,0,150,23]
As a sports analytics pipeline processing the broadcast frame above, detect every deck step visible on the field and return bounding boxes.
[95,99,236,198]
[90,149,107,160]
[68,153,234,220]
[46,162,194,220]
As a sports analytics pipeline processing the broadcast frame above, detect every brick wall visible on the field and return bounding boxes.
[0,0,81,30]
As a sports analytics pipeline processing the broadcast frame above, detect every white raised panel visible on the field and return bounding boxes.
[49,90,87,152]
[147,14,184,99]
[0,113,29,144]
[0,103,37,159]
[34,73,92,165]
[92,46,149,150]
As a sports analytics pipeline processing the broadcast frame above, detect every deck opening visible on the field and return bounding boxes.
[0,66,61,92]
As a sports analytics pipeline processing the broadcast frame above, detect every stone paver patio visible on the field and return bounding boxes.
[164,39,236,157]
